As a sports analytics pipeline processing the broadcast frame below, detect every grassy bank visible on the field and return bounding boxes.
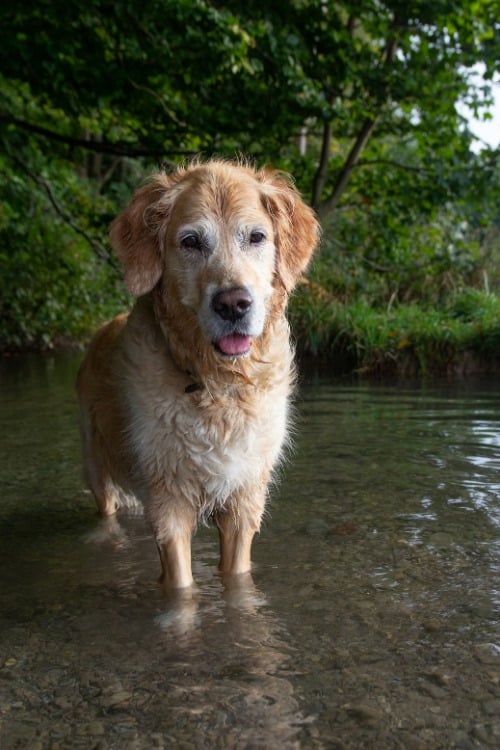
[2,281,499,379]
[290,283,500,378]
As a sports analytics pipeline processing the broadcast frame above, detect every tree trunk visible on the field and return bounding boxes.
[317,114,379,220]
[314,19,401,221]
[311,120,332,211]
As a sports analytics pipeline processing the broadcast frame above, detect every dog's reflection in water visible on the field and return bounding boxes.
[82,500,144,549]
[155,570,309,748]
[83,515,310,747]
[155,571,267,635]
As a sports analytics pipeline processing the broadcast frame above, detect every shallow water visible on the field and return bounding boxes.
[1,355,499,749]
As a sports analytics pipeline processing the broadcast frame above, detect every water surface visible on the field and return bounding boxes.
[0,355,499,749]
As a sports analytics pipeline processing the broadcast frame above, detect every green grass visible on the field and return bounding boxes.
[290,284,500,377]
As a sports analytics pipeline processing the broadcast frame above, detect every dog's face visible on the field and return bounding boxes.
[110,161,319,359]
[164,170,277,357]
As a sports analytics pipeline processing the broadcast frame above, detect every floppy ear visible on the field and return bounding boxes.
[109,175,175,296]
[259,170,320,293]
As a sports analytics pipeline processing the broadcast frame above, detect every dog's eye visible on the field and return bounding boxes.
[249,231,266,245]
[180,234,201,250]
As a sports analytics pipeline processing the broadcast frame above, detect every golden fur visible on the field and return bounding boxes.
[77,160,319,590]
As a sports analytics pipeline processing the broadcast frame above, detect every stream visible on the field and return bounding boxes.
[1,354,499,749]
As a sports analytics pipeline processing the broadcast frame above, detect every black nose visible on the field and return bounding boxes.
[212,287,253,322]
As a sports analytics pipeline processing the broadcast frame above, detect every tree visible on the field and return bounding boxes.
[2,1,498,208]
[0,1,498,347]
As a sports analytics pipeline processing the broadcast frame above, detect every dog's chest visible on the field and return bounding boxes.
[178,390,287,491]
[131,384,289,504]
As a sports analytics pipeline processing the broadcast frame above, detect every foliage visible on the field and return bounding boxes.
[314,148,499,307]
[0,1,498,355]
[290,283,500,376]
[0,143,130,350]
[2,0,498,199]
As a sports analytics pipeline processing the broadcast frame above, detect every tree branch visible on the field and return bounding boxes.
[311,12,356,213]
[128,80,188,129]
[0,113,195,160]
[6,145,118,268]
[317,15,403,220]
[318,115,379,219]
[357,155,498,174]
[311,120,332,210]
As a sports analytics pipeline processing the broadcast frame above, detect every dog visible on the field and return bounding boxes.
[77,160,319,591]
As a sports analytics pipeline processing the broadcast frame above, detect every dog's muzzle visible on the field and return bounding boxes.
[211,286,255,356]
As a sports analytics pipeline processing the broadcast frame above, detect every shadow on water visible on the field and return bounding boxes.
[0,354,499,749]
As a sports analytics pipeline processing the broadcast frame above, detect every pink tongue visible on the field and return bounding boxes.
[217,334,252,355]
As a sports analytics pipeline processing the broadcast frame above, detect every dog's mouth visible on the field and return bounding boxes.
[215,334,252,357]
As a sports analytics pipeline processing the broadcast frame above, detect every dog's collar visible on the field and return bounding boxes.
[185,381,203,394]
[184,371,203,394]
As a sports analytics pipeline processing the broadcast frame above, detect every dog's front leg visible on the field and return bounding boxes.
[158,534,193,590]
[152,504,197,591]
[216,490,266,576]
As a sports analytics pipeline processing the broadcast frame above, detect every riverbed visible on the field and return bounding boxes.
[1,354,499,749]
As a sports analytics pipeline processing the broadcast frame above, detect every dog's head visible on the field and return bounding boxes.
[110,160,319,359]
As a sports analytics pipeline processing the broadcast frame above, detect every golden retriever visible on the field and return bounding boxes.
[77,160,319,591]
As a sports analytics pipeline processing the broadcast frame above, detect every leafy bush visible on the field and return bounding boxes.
[0,151,130,350]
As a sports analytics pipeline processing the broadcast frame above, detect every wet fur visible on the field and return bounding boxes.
[77,160,319,590]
